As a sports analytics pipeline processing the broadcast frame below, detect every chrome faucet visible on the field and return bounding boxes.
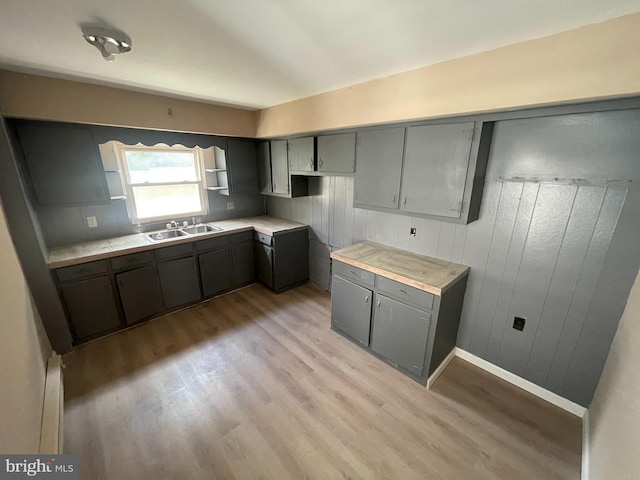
[169,220,179,229]
[191,217,197,226]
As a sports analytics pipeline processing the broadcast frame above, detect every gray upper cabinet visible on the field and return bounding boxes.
[400,122,475,219]
[354,127,405,209]
[227,140,259,194]
[317,133,355,174]
[257,142,273,194]
[288,137,315,172]
[16,123,110,206]
[270,140,290,194]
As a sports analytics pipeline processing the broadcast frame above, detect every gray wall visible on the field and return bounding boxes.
[37,190,265,247]
[267,108,640,407]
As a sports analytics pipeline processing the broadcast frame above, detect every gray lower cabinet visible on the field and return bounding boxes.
[199,248,234,297]
[157,256,201,309]
[371,294,431,376]
[330,275,372,346]
[115,265,163,324]
[254,242,274,289]
[60,276,121,339]
[231,239,255,287]
[354,127,405,209]
[254,227,309,292]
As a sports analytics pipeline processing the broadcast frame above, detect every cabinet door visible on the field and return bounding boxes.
[17,124,109,205]
[371,294,431,376]
[401,122,475,218]
[60,276,120,338]
[115,266,163,324]
[257,142,273,194]
[317,133,355,173]
[270,140,289,194]
[157,257,201,309]
[232,241,255,287]
[354,128,405,209]
[254,242,274,289]
[199,248,234,297]
[273,228,309,292]
[228,140,259,194]
[288,137,315,172]
[331,275,372,346]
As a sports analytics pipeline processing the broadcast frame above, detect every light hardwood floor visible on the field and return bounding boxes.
[64,283,581,479]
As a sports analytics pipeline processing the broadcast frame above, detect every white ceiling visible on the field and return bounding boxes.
[1,1,639,110]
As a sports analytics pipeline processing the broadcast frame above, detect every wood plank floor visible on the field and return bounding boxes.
[64,283,582,479]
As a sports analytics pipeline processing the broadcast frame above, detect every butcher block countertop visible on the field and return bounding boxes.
[48,216,307,269]
[331,241,469,296]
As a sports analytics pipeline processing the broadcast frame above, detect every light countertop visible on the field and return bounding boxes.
[48,216,307,269]
[330,241,469,296]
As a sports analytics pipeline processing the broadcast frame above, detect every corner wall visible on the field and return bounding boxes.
[587,270,640,478]
[0,70,256,137]
[0,201,51,453]
[255,13,640,137]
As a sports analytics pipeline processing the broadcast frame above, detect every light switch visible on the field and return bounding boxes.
[87,216,98,228]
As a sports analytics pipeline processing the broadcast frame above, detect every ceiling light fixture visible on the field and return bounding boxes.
[82,26,132,62]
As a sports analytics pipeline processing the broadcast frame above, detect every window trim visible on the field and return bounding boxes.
[115,143,209,224]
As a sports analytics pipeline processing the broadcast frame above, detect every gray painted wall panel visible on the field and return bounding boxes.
[497,184,577,376]
[266,107,640,406]
[525,186,606,385]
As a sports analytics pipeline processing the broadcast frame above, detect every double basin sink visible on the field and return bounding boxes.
[145,224,223,242]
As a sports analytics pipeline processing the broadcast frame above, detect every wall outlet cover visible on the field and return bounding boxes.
[227,202,235,210]
[513,317,526,331]
[86,216,98,228]
[410,227,417,237]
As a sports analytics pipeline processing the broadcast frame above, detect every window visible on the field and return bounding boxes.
[116,144,208,223]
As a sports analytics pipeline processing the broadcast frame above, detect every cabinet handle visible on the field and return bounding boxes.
[365,295,369,304]
[393,194,397,204]
[377,299,381,309]
[118,278,123,286]
[319,158,324,168]
[104,280,110,289]
[272,182,276,190]
[403,196,407,206]
[399,289,408,295]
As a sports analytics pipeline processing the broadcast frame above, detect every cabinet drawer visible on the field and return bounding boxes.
[254,231,273,246]
[154,242,194,261]
[230,231,253,243]
[376,276,434,310]
[333,260,375,286]
[110,251,152,270]
[56,260,108,282]
[196,235,230,252]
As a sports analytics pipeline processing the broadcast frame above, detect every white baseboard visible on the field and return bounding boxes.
[39,354,64,454]
[582,410,590,480]
[454,348,586,418]
[427,348,456,389]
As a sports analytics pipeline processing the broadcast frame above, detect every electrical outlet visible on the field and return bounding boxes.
[167,107,173,117]
[226,202,235,210]
[513,317,526,331]
[410,227,417,237]
[86,216,98,228]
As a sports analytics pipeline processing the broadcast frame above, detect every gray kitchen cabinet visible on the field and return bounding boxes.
[317,133,355,174]
[331,275,372,346]
[330,243,469,385]
[231,233,255,287]
[226,140,259,194]
[60,276,121,339]
[199,248,234,297]
[15,122,110,206]
[115,265,163,324]
[157,256,201,309]
[354,127,405,209]
[400,121,493,223]
[257,142,273,194]
[371,294,431,376]
[270,140,290,194]
[288,137,315,172]
[254,227,309,293]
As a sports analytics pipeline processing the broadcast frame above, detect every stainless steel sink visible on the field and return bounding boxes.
[145,229,189,242]
[181,224,223,235]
